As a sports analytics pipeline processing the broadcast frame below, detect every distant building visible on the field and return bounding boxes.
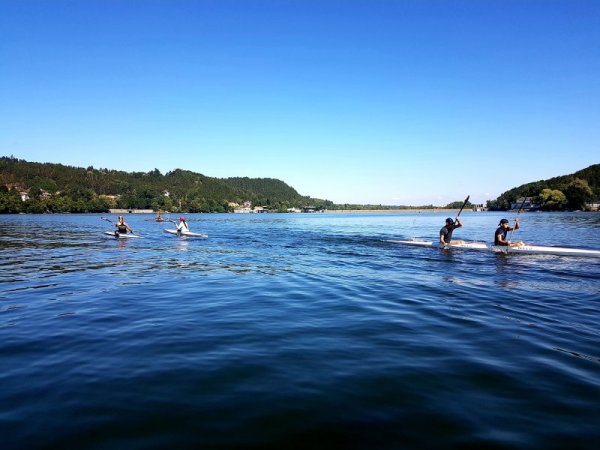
[510,197,539,211]
[109,209,154,214]
[303,206,326,213]
[20,192,29,202]
[233,201,253,213]
[586,200,600,211]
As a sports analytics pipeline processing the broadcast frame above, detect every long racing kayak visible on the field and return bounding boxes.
[104,231,141,239]
[164,229,208,239]
[387,240,600,258]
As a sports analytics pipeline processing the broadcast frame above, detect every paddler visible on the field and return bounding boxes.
[440,217,463,246]
[176,216,189,234]
[494,218,523,247]
[115,216,134,235]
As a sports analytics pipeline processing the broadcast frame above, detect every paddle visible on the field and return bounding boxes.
[443,195,469,247]
[508,197,527,243]
[169,218,192,235]
[166,219,182,235]
[456,195,470,219]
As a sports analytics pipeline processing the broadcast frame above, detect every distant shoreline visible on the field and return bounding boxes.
[324,209,464,213]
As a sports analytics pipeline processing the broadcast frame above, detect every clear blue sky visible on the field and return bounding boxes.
[1,0,598,205]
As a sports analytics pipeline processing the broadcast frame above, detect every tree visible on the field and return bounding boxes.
[535,189,567,211]
[445,200,473,209]
[0,190,23,213]
[564,178,593,210]
[24,198,47,213]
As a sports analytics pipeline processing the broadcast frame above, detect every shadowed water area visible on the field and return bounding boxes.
[1,212,599,449]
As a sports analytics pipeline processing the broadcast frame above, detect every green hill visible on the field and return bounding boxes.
[0,157,333,213]
[487,164,600,211]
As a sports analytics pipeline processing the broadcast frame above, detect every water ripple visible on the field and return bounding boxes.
[1,212,600,448]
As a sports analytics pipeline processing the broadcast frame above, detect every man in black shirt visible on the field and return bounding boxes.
[494,218,523,246]
[439,217,463,246]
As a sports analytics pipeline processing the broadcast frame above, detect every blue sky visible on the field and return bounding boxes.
[1,0,598,205]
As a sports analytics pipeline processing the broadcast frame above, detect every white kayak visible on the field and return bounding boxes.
[164,229,208,239]
[104,231,141,239]
[387,240,600,258]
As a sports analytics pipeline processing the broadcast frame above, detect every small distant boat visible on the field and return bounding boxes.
[387,240,600,258]
[155,210,165,222]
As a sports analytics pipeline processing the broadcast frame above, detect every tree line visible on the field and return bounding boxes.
[2,157,597,214]
[0,157,333,214]
[486,164,599,211]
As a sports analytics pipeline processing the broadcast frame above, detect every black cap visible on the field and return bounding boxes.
[499,218,509,225]
[446,218,454,224]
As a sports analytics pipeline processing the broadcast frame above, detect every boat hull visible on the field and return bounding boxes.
[164,229,208,239]
[104,231,141,239]
[387,240,600,258]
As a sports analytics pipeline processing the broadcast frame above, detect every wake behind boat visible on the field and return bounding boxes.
[164,229,208,239]
[387,239,600,258]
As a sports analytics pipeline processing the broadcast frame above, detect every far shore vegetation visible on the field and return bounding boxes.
[1,157,598,214]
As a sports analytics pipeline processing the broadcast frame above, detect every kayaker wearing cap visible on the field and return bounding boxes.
[440,217,463,246]
[176,216,189,234]
[494,218,523,246]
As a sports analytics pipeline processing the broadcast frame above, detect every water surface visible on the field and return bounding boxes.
[1,212,599,449]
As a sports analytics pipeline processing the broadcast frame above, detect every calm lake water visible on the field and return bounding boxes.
[1,212,599,449]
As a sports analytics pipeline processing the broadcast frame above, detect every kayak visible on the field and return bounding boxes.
[104,231,141,239]
[387,240,600,258]
[164,229,208,239]
[388,240,488,250]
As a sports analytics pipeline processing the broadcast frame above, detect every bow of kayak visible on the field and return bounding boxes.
[491,244,600,257]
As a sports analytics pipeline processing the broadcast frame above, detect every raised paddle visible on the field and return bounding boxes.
[446,195,469,246]
[456,195,470,218]
[508,197,527,243]
[440,195,469,247]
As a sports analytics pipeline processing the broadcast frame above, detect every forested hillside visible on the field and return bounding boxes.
[0,157,333,213]
[487,164,600,211]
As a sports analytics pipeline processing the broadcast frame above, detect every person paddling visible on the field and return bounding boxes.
[494,218,523,247]
[440,217,463,246]
[115,216,133,235]
[176,216,189,234]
